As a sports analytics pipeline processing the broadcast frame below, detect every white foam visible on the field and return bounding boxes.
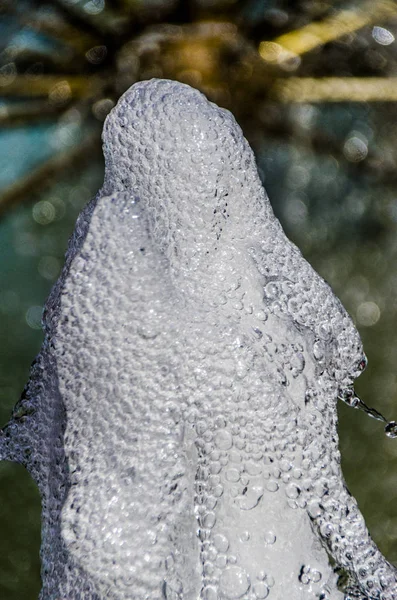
[1,79,396,599]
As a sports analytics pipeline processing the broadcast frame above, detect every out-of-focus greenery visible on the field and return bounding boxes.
[0,0,397,597]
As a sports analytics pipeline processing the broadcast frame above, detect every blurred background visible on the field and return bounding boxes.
[0,0,397,597]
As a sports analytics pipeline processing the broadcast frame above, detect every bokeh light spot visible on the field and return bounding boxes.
[372,26,395,46]
[32,201,56,225]
[0,63,17,87]
[86,45,108,65]
[48,80,72,105]
[357,301,381,327]
[92,98,115,121]
[38,256,61,281]
[84,0,105,15]
[343,136,368,163]
[25,306,43,330]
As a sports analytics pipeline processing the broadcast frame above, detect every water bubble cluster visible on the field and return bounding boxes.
[0,79,396,599]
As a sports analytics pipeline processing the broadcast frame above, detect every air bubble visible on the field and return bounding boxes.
[163,578,183,599]
[318,322,332,340]
[214,430,233,450]
[235,485,264,510]
[203,586,218,600]
[212,484,224,498]
[266,575,275,587]
[264,282,279,299]
[245,461,262,476]
[279,459,291,472]
[213,533,229,553]
[312,570,322,583]
[202,512,216,529]
[265,480,279,492]
[313,341,324,361]
[219,566,250,598]
[264,532,276,545]
[307,501,322,519]
[253,582,269,599]
[285,483,300,499]
[225,468,240,482]
[216,555,227,568]
[320,523,333,539]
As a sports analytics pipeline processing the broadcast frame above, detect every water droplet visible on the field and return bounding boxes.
[137,324,160,339]
[219,566,250,598]
[385,421,397,438]
[338,387,359,407]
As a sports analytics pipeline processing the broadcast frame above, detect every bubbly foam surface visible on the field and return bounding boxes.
[1,79,396,599]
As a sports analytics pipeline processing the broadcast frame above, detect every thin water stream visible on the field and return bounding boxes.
[338,387,397,438]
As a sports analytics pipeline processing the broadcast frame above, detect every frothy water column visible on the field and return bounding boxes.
[0,79,396,600]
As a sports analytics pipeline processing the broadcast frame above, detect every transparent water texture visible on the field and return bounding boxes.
[338,386,397,438]
[0,79,396,599]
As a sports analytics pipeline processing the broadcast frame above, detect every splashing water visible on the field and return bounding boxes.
[338,387,397,438]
